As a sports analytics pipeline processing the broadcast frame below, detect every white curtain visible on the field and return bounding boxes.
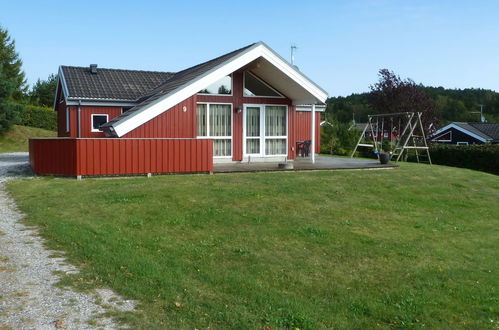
[246,139,260,154]
[209,104,231,137]
[265,106,286,137]
[265,139,286,155]
[213,139,231,157]
[246,107,260,137]
[196,104,207,136]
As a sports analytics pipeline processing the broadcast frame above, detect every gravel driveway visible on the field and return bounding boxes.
[0,153,135,329]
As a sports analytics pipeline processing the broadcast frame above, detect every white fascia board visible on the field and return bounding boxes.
[296,105,326,112]
[112,43,329,137]
[431,123,488,142]
[58,66,70,103]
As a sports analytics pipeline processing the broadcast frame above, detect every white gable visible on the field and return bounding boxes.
[112,42,328,137]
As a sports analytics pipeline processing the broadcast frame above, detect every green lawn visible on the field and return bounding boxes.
[0,125,56,153]
[7,164,499,329]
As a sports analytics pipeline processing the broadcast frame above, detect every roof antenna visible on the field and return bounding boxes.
[471,104,486,123]
[291,44,298,66]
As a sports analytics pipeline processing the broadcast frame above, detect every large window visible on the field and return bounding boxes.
[198,75,232,95]
[91,114,108,132]
[243,71,283,97]
[196,103,232,157]
[244,105,287,156]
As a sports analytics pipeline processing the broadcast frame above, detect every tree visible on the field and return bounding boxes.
[0,26,27,100]
[0,64,21,133]
[29,74,58,107]
[367,69,440,133]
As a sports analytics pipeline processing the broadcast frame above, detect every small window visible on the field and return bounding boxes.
[65,107,70,132]
[198,75,232,95]
[244,71,283,97]
[456,142,469,146]
[91,114,109,132]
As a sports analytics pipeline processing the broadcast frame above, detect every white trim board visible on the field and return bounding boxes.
[431,123,489,143]
[112,42,328,137]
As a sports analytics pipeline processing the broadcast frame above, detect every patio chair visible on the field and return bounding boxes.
[297,140,312,157]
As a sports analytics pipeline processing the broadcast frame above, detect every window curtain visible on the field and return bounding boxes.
[196,104,207,136]
[265,139,286,155]
[246,107,260,137]
[265,106,286,137]
[214,139,231,157]
[209,104,231,137]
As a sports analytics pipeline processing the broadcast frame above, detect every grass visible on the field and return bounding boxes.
[7,163,499,329]
[0,125,55,153]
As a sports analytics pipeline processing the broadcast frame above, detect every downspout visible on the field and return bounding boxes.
[77,100,81,138]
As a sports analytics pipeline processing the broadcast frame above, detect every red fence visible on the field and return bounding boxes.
[29,138,213,177]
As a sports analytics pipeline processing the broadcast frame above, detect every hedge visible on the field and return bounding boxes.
[18,105,56,131]
[425,144,499,175]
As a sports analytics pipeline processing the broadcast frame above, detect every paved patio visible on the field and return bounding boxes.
[213,155,398,173]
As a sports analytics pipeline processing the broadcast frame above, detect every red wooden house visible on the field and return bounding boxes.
[30,42,328,177]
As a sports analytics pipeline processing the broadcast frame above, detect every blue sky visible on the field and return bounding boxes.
[1,0,498,96]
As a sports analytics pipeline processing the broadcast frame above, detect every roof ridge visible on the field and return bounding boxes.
[60,65,175,75]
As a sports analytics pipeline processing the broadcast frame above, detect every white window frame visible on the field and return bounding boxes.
[243,71,285,98]
[242,104,288,158]
[431,130,452,143]
[197,74,233,97]
[91,114,109,132]
[457,141,469,146]
[196,102,233,158]
[65,107,70,132]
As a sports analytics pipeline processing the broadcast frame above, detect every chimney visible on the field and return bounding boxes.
[89,64,98,74]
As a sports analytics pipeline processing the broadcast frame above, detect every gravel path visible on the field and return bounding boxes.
[0,153,135,329]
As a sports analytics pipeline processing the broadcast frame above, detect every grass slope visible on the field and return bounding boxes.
[0,125,56,153]
[7,164,499,329]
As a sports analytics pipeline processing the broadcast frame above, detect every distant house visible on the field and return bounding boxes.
[430,122,499,145]
[30,42,328,176]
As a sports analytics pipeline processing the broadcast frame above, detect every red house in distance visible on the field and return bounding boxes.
[30,42,328,177]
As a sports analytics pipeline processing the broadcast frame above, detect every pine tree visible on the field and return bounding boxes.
[0,26,27,100]
[0,64,21,133]
[29,74,58,107]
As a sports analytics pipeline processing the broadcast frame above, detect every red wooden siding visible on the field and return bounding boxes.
[29,138,213,176]
[124,96,197,138]
[30,138,77,176]
[295,111,321,153]
[79,107,122,138]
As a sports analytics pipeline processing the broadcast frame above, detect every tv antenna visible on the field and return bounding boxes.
[291,44,298,65]
[471,104,486,123]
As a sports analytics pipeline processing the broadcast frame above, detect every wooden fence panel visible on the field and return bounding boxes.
[29,138,213,177]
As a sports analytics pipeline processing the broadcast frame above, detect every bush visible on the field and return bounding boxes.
[18,105,56,131]
[425,144,499,175]
[321,119,360,156]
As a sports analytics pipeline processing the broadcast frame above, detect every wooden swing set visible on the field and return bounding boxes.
[351,112,432,164]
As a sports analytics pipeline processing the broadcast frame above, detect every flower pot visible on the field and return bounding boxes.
[379,152,390,164]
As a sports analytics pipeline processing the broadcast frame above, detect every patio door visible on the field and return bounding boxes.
[243,104,288,157]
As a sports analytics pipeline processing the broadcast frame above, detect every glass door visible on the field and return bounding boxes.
[245,106,262,156]
[244,104,288,157]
